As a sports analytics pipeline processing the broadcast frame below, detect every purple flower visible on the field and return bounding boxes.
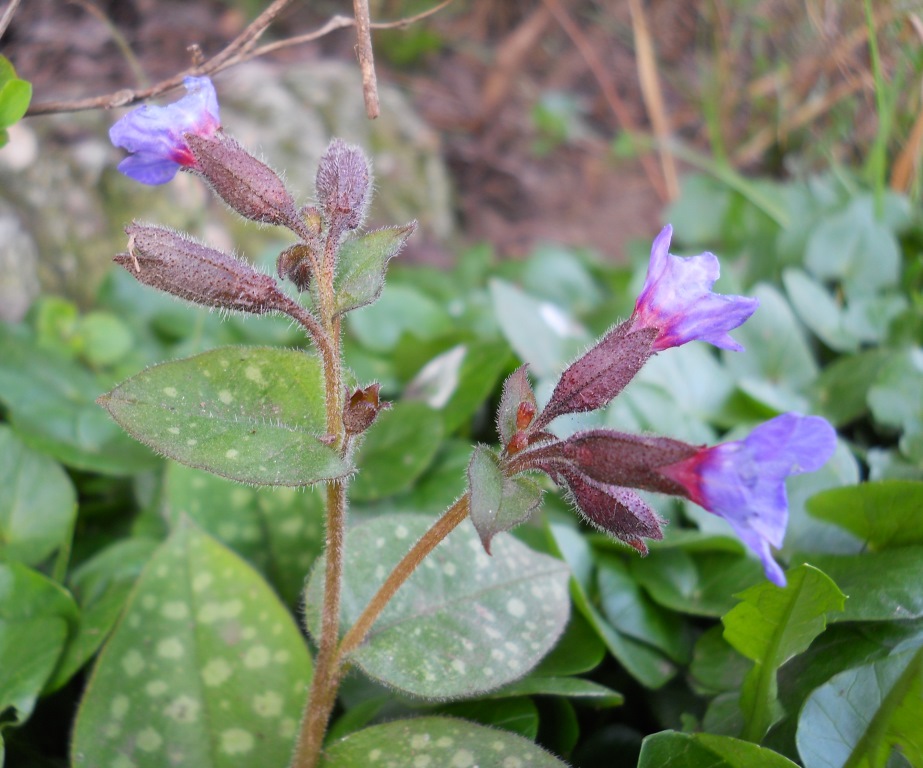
[109,76,221,185]
[658,413,837,587]
[630,225,759,352]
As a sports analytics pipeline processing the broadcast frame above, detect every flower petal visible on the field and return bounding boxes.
[632,225,759,351]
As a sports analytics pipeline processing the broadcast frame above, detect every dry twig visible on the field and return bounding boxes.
[25,0,455,117]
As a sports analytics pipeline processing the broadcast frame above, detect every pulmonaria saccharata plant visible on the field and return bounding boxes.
[478,225,836,587]
[100,75,837,768]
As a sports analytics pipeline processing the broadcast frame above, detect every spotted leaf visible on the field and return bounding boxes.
[304,514,570,700]
[71,520,312,768]
[98,346,351,486]
[319,716,570,767]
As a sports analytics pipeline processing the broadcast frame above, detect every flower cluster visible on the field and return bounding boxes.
[497,226,836,587]
[108,79,838,587]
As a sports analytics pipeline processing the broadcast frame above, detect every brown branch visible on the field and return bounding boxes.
[25,0,456,117]
[540,0,669,204]
[353,0,379,119]
[0,0,20,41]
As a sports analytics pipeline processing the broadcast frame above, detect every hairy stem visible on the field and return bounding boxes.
[336,494,471,662]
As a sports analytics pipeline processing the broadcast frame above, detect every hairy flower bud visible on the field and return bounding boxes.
[315,138,372,234]
[277,243,317,293]
[343,383,389,436]
[115,223,286,314]
[185,133,306,237]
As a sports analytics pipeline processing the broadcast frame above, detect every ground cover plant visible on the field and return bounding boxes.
[2,2,923,768]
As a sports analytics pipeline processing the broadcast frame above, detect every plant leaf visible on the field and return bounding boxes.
[806,481,923,550]
[0,425,76,566]
[0,563,79,726]
[349,401,443,501]
[71,521,312,768]
[98,346,351,485]
[722,565,845,741]
[639,730,800,768]
[792,549,923,622]
[304,514,570,699]
[0,77,32,128]
[163,462,325,604]
[333,224,416,316]
[468,444,544,552]
[318,716,571,767]
[796,645,923,768]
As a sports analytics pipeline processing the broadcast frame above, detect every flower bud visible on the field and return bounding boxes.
[343,383,389,436]
[315,138,372,234]
[185,133,306,237]
[277,243,317,293]
[115,223,285,314]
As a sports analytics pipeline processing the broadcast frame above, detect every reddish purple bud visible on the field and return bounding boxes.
[629,225,759,352]
[116,223,285,314]
[277,243,318,293]
[532,324,657,431]
[343,383,389,436]
[315,138,372,233]
[496,365,538,444]
[185,133,306,237]
[559,468,664,554]
[557,430,699,495]
[505,432,529,456]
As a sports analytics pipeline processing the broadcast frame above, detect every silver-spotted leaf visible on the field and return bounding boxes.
[319,716,570,767]
[71,521,312,768]
[98,346,351,485]
[304,514,570,699]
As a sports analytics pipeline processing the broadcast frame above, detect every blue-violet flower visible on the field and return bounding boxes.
[109,76,221,185]
[658,413,837,586]
[631,225,759,351]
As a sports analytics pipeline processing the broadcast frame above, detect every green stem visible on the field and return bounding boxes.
[863,0,889,219]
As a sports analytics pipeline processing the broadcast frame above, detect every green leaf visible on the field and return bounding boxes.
[805,195,901,300]
[868,348,923,434]
[810,350,894,427]
[348,283,452,352]
[689,625,750,696]
[468,445,544,552]
[438,697,539,740]
[547,524,676,689]
[333,224,416,316]
[0,78,32,128]
[71,521,312,768]
[806,481,923,550]
[792,549,923,622]
[532,609,606,678]
[98,346,351,486]
[304,514,570,699]
[318,716,571,767]
[0,425,76,566]
[489,278,589,378]
[77,311,135,368]
[163,462,324,604]
[0,323,158,475]
[47,538,160,692]
[783,269,859,352]
[722,565,845,741]
[630,547,765,618]
[639,731,800,768]
[0,563,79,725]
[491,675,623,706]
[797,645,923,768]
[596,553,690,663]
[349,401,443,501]
[723,284,818,393]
